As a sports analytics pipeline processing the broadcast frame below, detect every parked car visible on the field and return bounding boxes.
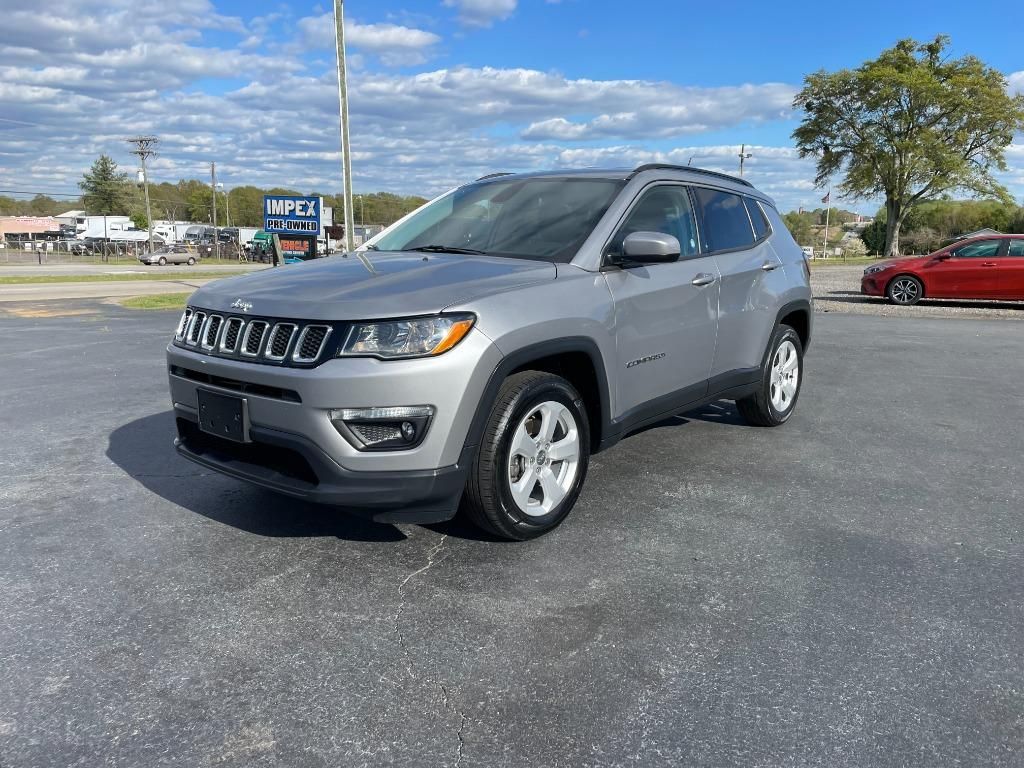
[140,244,197,266]
[166,165,812,539]
[861,235,1024,304]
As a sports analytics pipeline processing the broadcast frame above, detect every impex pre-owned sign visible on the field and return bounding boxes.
[263,195,322,236]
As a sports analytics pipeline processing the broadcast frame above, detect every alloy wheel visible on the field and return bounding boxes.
[769,340,800,413]
[890,278,920,304]
[507,400,581,516]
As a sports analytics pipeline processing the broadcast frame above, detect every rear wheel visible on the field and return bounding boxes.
[158,256,167,266]
[187,257,196,266]
[463,371,590,540]
[736,325,803,427]
[887,275,923,305]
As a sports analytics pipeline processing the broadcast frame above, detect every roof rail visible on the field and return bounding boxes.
[629,163,753,188]
[476,172,515,181]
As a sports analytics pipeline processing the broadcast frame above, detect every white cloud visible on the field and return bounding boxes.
[1,2,1019,217]
[1009,71,1024,96]
[297,14,442,67]
[443,0,517,28]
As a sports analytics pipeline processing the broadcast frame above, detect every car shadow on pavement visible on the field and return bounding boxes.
[825,291,1024,311]
[106,411,407,542]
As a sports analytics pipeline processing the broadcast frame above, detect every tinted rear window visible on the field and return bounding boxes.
[744,197,770,241]
[693,188,755,252]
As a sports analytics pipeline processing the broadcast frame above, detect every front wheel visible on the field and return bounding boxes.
[736,325,803,427]
[887,275,923,305]
[158,256,167,266]
[463,371,590,540]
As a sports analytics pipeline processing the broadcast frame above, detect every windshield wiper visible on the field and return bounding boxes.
[405,245,487,255]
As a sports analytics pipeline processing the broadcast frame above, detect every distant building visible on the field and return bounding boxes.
[0,216,61,242]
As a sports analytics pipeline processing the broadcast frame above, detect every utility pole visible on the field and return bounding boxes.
[333,0,356,252]
[738,144,752,177]
[127,136,158,253]
[211,162,219,260]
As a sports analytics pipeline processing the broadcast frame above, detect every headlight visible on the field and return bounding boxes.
[338,314,475,359]
[864,265,886,275]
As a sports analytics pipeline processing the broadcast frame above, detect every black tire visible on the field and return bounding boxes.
[187,257,196,266]
[158,256,167,266]
[887,274,923,305]
[462,371,590,541]
[736,325,804,427]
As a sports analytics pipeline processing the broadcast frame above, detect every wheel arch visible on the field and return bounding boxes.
[774,298,812,352]
[464,337,611,455]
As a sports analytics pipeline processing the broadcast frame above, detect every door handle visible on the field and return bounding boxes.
[761,261,780,271]
[982,262,998,267]
[691,273,717,287]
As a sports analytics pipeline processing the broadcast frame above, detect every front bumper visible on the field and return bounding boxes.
[861,275,887,296]
[166,328,502,517]
[173,409,470,522]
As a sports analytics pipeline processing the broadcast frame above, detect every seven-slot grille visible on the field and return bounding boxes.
[174,308,336,365]
[186,311,206,345]
[242,320,269,356]
[201,315,223,349]
[294,325,331,363]
[220,318,244,353]
[265,324,297,361]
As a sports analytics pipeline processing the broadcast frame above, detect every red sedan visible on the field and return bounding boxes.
[861,235,1024,305]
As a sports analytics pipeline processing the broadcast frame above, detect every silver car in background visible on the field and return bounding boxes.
[141,244,198,266]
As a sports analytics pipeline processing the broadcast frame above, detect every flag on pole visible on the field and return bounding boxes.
[821,191,831,204]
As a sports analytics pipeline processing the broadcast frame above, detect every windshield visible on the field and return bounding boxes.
[370,177,624,262]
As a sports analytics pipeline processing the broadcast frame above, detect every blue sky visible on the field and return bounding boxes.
[1,0,1022,214]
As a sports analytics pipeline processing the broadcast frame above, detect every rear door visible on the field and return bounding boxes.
[602,184,719,416]
[693,187,786,379]
[925,239,1004,298]
[997,239,1024,299]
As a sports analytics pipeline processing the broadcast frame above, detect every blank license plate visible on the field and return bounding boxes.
[197,389,249,443]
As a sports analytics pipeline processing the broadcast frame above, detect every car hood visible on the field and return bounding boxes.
[870,255,932,270]
[188,251,557,320]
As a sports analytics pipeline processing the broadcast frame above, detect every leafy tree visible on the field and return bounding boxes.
[860,219,887,253]
[783,211,815,245]
[130,211,148,230]
[793,36,1024,257]
[79,155,131,215]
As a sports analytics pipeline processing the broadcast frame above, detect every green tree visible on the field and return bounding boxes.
[783,211,815,245]
[793,36,1024,257]
[130,211,148,230]
[79,155,131,215]
[860,219,887,254]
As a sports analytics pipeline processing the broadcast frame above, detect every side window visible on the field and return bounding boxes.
[744,197,770,241]
[955,240,1001,258]
[1007,240,1024,257]
[693,188,756,252]
[608,186,699,258]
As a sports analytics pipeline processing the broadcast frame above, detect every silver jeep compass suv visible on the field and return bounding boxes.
[167,165,811,539]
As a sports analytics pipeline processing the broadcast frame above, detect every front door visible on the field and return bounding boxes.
[602,184,719,418]
[925,239,1004,299]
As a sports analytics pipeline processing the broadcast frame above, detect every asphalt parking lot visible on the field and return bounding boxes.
[1,303,1022,767]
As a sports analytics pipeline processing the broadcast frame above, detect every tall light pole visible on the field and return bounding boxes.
[215,183,231,228]
[738,144,753,177]
[210,162,219,260]
[333,0,356,252]
[127,136,157,253]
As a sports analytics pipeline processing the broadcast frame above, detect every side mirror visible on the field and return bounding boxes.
[935,252,953,261]
[621,231,681,264]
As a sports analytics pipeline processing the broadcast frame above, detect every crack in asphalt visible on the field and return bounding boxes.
[392,534,471,765]
[394,533,449,679]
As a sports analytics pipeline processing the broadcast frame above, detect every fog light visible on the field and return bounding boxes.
[329,406,434,451]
